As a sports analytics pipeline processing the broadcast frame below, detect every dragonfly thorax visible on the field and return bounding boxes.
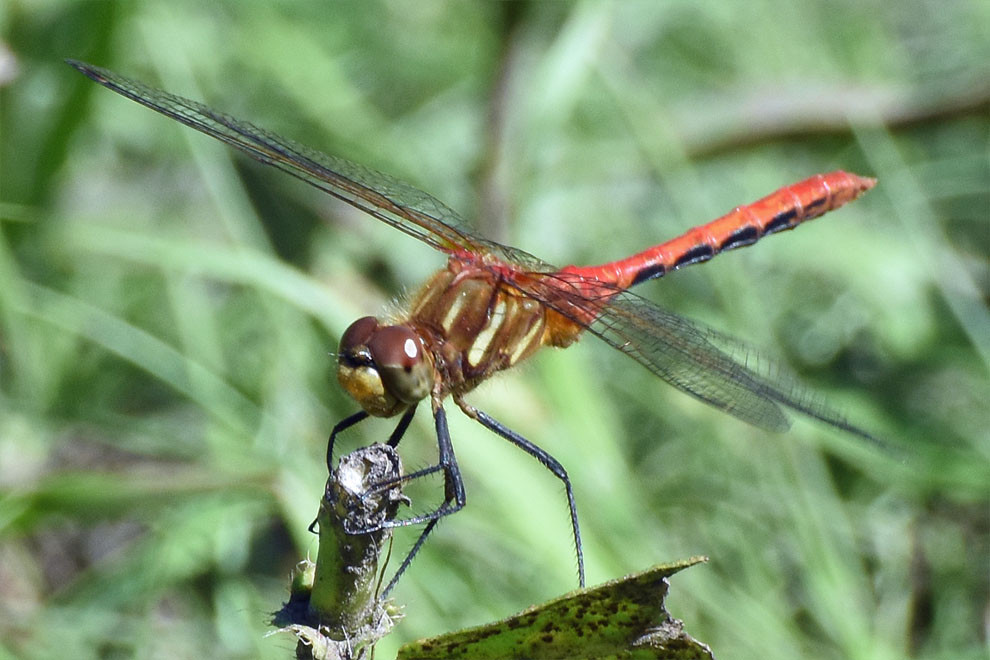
[337,316,434,417]
[405,266,559,398]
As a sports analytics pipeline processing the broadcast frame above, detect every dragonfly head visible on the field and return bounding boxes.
[337,316,433,417]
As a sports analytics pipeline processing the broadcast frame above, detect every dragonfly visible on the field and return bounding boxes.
[69,60,877,597]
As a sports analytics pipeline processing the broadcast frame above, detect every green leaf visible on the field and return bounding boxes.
[397,557,712,660]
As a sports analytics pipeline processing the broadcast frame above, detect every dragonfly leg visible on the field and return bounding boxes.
[324,406,416,474]
[341,403,466,596]
[343,403,466,533]
[387,404,469,596]
[380,516,440,598]
[386,405,417,448]
[458,399,586,589]
[310,410,370,534]
[310,406,417,534]
[324,410,370,474]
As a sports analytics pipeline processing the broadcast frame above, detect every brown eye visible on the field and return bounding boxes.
[336,316,403,417]
[339,316,380,362]
[367,326,432,404]
[336,320,431,416]
[367,326,421,369]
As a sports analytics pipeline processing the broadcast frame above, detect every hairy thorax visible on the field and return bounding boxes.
[406,258,583,399]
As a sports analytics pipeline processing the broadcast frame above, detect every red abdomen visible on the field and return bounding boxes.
[562,171,876,290]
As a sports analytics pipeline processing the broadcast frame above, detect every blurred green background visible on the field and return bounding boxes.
[1,1,988,659]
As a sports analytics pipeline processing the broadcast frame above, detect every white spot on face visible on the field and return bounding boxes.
[403,337,418,360]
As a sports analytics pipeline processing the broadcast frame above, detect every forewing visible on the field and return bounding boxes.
[68,60,497,256]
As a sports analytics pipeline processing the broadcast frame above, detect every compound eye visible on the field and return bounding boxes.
[337,316,401,417]
[367,325,421,369]
[367,325,432,404]
[338,316,380,362]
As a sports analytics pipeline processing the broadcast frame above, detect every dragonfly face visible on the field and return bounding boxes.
[337,316,434,417]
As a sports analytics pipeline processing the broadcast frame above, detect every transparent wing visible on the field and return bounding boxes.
[68,59,528,261]
[70,60,874,443]
[523,273,876,441]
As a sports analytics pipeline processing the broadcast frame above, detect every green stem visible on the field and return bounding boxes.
[274,443,406,659]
